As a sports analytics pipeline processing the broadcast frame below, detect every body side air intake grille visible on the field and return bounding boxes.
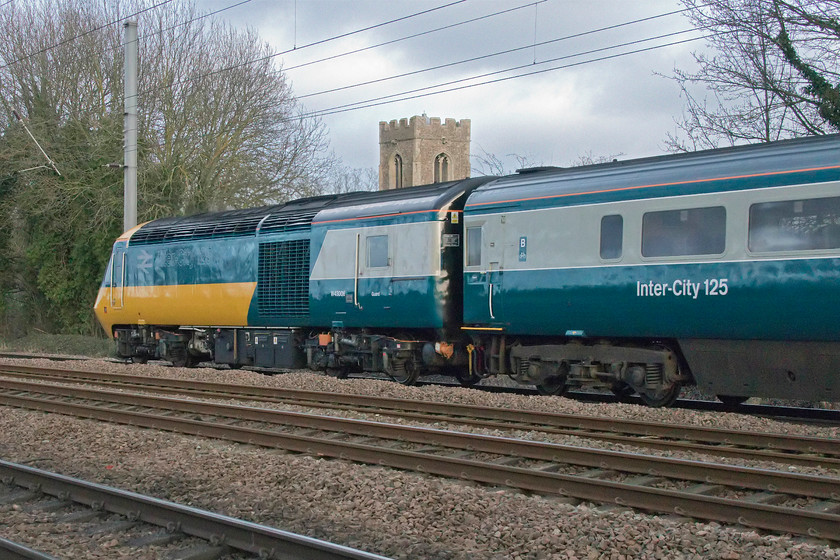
[257,240,310,319]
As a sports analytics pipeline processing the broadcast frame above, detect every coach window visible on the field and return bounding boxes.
[749,196,840,252]
[367,235,389,268]
[642,206,726,257]
[466,226,482,266]
[599,214,623,260]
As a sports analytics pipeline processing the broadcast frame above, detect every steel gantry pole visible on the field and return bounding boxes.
[123,20,138,232]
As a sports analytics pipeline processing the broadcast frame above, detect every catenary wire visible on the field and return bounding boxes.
[6,5,704,169]
[0,0,174,71]
[11,29,709,173]
[0,0,253,76]
[6,3,687,131]
[8,33,707,173]
[136,0,468,99]
[136,0,253,44]
[4,0,527,130]
[282,27,707,120]
[283,0,548,75]
[1,0,252,129]
[297,7,692,99]
[135,3,694,107]
[307,35,707,119]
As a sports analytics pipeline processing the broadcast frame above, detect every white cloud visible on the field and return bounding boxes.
[206,0,698,171]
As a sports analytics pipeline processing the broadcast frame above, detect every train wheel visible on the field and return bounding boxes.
[536,376,568,396]
[610,382,636,402]
[717,395,748,407]
[639,383,681,408]
[389,359,419,385]
[170,346,197,368]
[131,356,148,365]
[326,366,350,379]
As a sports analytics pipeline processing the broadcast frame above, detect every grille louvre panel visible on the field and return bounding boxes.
[257,240,310,319]
[131,217,264,245]
[259,210,319,233]
[130,210,317,245]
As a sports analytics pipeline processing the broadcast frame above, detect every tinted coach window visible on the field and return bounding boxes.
[642,207,726,257]
[749,196,840,252]
[600,214,623,259]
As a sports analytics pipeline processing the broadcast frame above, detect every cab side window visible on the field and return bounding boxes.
[367,235,389,268]
[466,227,482,266]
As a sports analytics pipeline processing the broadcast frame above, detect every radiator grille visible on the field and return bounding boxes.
[131,216,263,244]
[259,209,318,233]
[257,240,310,319]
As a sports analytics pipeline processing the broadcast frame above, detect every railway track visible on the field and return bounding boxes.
[0,460,390,559]
[1,364,837,470]
[0,374,839,541]
[0,536,56,560]
[4,352,839,423]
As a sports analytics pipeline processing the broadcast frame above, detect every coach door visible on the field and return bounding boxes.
[465,217,505,323]
[486,214,510,322]
[110,245,126,309]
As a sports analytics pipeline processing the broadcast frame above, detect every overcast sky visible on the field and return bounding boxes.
[206,0,703,173]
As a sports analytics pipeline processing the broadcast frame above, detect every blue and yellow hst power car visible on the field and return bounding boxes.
[94,178,492,380]
[95,134,840,406]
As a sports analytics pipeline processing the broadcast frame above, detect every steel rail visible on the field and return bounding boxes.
[1,382,839,540]
[0,538,57,560]
[0,352,87,362]
[3,353,839,423]
[2,378,838,500]
[1,364,838,466]
[0,460,391,560]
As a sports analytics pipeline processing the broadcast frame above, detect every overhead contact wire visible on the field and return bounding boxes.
[297,8,693,99]
[136,0,468,98]
[0,0,174,70]
[295,30,706,119]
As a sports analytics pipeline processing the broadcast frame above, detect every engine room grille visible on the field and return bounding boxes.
[259,209,319,234]
[131,216,264,245]
[257,240,310,319]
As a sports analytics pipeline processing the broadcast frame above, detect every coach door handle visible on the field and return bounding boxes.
[354,233,361,309]
[488,262,498,319]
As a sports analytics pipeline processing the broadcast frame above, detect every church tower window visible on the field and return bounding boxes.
[392,154,403,189]
[434,153,450,183]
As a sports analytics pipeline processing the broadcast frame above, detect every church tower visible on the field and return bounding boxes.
[378,115,471,190]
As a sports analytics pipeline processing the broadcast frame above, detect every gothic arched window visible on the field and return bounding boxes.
[392,154,404,189]
[434,153,450,183]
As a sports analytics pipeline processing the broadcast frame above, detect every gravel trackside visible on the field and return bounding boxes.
[0,357,838,560]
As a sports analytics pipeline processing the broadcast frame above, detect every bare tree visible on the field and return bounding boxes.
[569,150,624,166]
[324,165,378,194]
[133,2,336,213]
[663,0,840,151]
[471,147,543,176]
[0,0,337,333]
[772,0,840,128]
[0,0,336,216]
[471,147,624,176]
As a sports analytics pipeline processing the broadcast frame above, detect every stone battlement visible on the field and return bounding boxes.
[379,115,470,138]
